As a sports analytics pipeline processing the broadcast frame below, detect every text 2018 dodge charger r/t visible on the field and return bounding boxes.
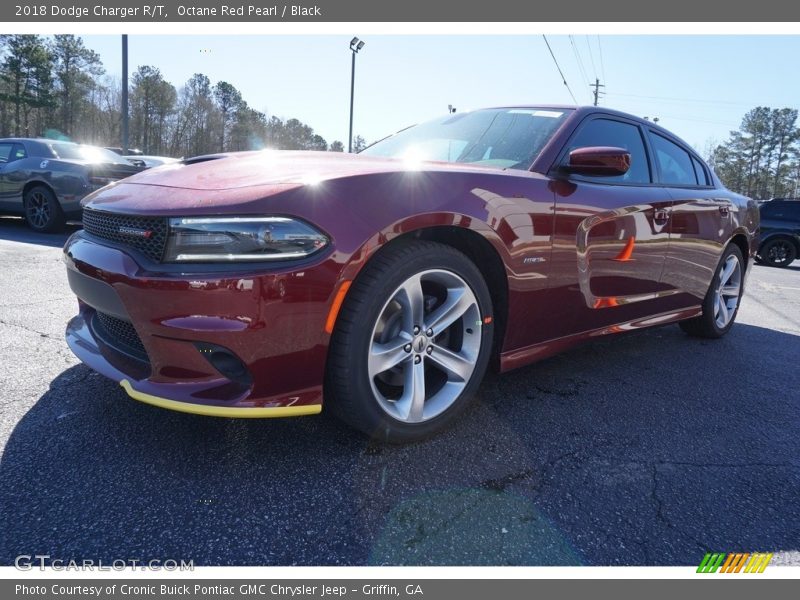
[63,106,758,441]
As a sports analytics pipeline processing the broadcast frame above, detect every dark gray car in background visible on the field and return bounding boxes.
[757,198,800,267]
[0,138,144,232]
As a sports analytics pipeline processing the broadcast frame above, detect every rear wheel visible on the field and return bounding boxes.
[759,238,796,268]
[23,185,65,233]
[679,244,744,339]
[325,240,493,443]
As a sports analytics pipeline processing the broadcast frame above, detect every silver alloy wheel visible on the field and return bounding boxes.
[367,269,482,424]
[26,191,51,229]
[714,254,742,329]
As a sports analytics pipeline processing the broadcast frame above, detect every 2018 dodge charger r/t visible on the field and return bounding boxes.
[63,106,759,441]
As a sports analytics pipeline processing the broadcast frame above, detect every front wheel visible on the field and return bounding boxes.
[679,244,745,338]
[325,240,494,442]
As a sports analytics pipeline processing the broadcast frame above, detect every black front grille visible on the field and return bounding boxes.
[82,208,168,262]
[92,311,148,361]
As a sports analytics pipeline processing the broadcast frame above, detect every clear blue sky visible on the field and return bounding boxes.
[82,35,800,154]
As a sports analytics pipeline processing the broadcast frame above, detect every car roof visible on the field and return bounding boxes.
[0,137,76,145]
[487,104,653,123]
[485,104,695,151]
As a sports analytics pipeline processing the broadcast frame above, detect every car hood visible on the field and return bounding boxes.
[83,150,541,215]
[106,150,506,191]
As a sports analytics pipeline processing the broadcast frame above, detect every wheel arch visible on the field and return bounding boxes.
[727,231,752,271]
[22,179,56,200]
[333,213,512,368]
[399,225,509,367]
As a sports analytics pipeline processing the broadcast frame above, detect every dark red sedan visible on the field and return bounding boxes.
[63,106,759,441]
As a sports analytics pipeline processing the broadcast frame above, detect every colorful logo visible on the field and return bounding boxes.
[697,552,773,573]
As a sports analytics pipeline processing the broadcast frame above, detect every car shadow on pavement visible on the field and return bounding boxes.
[1,323,798,567]
[0,217,81,248]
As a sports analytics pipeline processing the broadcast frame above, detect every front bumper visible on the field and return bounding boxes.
[64,232,337,416]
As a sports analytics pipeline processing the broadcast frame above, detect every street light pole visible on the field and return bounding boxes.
[121,34,129,155]
[348,37,365,153]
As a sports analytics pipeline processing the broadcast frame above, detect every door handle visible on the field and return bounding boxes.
[654,209,669,223]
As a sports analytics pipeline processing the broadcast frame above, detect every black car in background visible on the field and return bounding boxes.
[0,138,145,232]
[757,198,800,267]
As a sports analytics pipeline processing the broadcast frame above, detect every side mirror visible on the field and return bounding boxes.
[564,146,631,177]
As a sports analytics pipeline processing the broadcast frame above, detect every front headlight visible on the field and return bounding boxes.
[163,216,329,262]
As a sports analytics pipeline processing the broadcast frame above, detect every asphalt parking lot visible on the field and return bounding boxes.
[0,215,798,566]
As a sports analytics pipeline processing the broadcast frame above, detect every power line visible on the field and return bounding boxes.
[596,35,606,84]
[584,35,597,80]
[568,35,591,94]
[605,92,756,108]
[542,35,577,104]
[611,105,739,127]
[648,113,740,127]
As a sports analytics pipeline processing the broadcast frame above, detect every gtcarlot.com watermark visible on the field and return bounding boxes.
[15,554,194,571]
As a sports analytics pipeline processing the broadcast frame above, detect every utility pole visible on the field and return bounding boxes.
[591,78,605,106]
[121,35,129,154]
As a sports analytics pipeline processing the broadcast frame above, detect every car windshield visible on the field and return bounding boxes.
[50,143,124,163]
[361,108,572,170]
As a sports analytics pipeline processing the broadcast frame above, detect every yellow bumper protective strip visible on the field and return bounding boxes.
[119,379,322,418]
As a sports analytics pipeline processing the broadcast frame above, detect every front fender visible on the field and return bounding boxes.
[336,211,513,285]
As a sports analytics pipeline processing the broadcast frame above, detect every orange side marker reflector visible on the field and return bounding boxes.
[483,316,493,324]
[613,236,636,262]
[325,280,352,334]
[593,296,620,309]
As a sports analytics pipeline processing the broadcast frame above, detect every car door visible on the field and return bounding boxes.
[648,131,732,302]
[0,142,31,212]
[544,116,674,340]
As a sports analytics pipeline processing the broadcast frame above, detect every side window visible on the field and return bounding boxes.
[650,133,697,186]
[691,156,708,186]
[8,143,27,162]
[0,143,13,163]
[566,118,651,184]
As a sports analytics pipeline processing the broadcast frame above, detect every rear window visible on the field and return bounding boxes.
[51,143,122,163]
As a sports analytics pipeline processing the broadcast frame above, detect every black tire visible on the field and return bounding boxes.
[758,238,796,268]
[679,244,745,339]
[23,185,65,233]
[325,240,494,443]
